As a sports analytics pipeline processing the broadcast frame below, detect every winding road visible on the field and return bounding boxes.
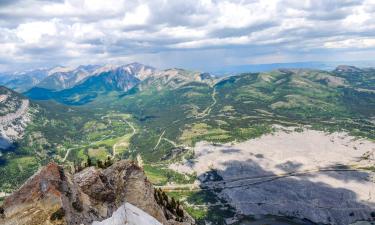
[150,84,218,152]
[62,133,112,162]
[153,130,166,151]
[195,86,217,119]
[112,118,136,157]
[62,116,137,162]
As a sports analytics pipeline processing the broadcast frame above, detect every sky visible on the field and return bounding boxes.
[0,0,374,72]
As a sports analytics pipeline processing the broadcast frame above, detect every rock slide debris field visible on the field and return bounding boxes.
[170,129,375,225]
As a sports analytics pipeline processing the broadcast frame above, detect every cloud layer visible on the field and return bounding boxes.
[0,0,374,71]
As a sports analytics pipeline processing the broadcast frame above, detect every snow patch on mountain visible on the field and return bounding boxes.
[92,203,163,225]
[47,66,75,75]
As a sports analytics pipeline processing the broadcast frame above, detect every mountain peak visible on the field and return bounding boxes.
[120,62,156,80]
[47,66,75,76]
[126,62,146,67]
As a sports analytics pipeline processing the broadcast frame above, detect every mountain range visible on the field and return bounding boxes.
[0,68,51,92]
[0,63,374,225]
[0,62,155,93]
[24,64,214,105]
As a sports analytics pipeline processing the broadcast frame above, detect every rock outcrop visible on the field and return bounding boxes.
[0,160,195,225]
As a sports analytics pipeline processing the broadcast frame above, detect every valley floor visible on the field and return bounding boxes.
[169,128,375,225]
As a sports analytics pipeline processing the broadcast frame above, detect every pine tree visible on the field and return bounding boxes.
[87,155,92,167]
[176,206,184,218]
[104,156,113,168]
[97,160,104,168]
[162,191,168,203]
[157,189,163,205]
[154,188,158,202]
[171,197,177,211]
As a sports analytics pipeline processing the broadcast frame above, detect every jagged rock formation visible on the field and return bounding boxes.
[0,160,194,225]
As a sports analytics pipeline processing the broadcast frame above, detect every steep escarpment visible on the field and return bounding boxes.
[0,86,32,150]
[0,160,194,225]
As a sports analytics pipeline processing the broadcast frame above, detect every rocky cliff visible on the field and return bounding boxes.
[0,86,31,150]
[0,160,194,225]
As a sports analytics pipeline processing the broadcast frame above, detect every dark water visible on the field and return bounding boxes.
[235,215,317,225]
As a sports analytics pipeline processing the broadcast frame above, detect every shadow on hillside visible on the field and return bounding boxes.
[0,140,22,166]
[0,137,12,152]
[192,158,375,225]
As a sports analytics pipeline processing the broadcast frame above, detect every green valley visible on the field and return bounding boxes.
[1,64,374,224]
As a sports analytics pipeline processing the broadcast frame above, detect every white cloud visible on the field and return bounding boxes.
[41,0,127,17]
[0,0,374,71]
[83,0,124,13]
[16,20,58,43]
[41,1,78,17]
[0,43,17,56]
[123,4,150,26]
[214,1,278,29]
[70,23,104,40]
[157,26,206,39]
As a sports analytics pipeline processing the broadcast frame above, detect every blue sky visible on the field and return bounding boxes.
[0,0,374,72]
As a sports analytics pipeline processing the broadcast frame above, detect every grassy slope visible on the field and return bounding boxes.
[111,69,375,163]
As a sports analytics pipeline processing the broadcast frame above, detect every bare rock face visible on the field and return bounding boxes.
[0,86,31,150]
[0,160,195,225]
[0,162,67,225]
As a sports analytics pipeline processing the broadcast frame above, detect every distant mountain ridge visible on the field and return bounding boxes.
[25,64,216,105]
[208,61,375,75]
[2,62,374,93]
[0,68,51,92]
[35,63,156,91]
[0,62,156,93]
[36,65,101,91]
[23,64,374,106]
[4,63,375,107]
